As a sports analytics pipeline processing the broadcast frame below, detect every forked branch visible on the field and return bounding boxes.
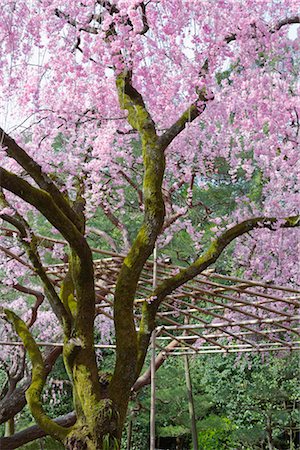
[2,310,72,442]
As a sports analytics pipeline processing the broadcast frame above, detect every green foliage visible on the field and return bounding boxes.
[17,436,64,449]
[103,433,119,450]
[195,353,300,449]
[196,415,236,450]
[120,353,299,450]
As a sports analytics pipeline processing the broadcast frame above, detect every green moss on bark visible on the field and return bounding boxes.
[4,310,71,442]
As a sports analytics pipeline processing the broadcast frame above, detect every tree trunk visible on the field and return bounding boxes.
[61,413,118,449]
[63,407,121,450]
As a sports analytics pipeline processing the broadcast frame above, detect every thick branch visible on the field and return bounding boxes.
[0,128,82,231]
[139,2,150,35]
[274,15,300,31]
[152,215,300,305]
[0,412,76,450]
[158,100,207,151]
[0,346,61,424]
[110,72,165,418]
[2,310,71,441]
[0,168,89,260]
[225,15,300,43]
[0,211,70,326]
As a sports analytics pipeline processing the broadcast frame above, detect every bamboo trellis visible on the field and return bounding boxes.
[40,247,300,356]
[1,244,299,450]
[1,240,299,354]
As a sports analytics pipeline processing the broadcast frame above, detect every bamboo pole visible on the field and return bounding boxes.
[4,418,15,437]
[152,243,158,289]
[126,417,133,450]
[150,328,157,450]
[162,314,300,331]
[156,326,300,340]
[184,355,198,450]
[183,315,198,450]
[167,345,300,356]
[150,242,158,450]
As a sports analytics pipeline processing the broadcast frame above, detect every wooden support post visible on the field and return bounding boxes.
[150,242,158,450]
[4,417,15,437]
[152,243,158,289]
[126,417,133,450]
[150,328,156,450]
[184,354,198,450]
[183,314,198,450]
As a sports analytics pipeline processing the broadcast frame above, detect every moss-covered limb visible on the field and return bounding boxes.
[152,215,300,306]
[0,346,61,426]
[3,310,72,442]
[64,401,120,450]
[4,417,15,437]
[0,167,90,261]
[111,73,166,417]
[158,86,211,151]
[0,127,82,231]
[64,279,99,416]
[0,196,71,329]
[68,249,96,339]
[62,250,102,426]
[22,242,71,331]
[158,103,202,151]
[72,177,87,234]
[1,180,101,437]
[135,300,156,377]
[60,271,77,319]
[63,339,106,436]
[116,71,157,136]
[1,173,95,331]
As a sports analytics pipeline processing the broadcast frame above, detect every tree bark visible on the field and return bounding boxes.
[0,346,61,425]
[0,413,76,450]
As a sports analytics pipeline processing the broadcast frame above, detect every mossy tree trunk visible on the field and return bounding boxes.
[0,69,168,449]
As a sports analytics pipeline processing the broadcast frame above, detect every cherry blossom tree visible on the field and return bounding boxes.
[0,1,299,448]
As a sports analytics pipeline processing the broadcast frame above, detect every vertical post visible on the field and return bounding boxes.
[152,242,158,290]
[126,416,133,450]
[183,315,198,450]
[150,328,156,450]
[150,242,158,450]
[4,417,15,437]
[184,354,198,450]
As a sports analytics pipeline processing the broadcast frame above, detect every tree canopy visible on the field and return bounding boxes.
[0,1,299,449]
